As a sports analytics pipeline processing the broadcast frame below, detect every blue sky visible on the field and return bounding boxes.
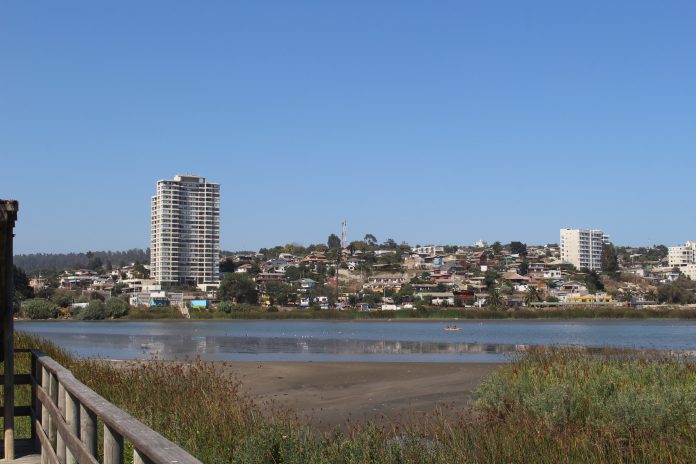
[2,1,695,254]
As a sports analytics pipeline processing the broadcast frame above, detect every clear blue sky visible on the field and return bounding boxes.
[2,1,695,254]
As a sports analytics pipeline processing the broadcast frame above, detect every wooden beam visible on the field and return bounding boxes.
[1,199,18,460]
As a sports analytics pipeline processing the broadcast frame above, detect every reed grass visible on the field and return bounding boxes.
[6,333,696,463]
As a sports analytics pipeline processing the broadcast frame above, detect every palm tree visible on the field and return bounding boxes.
[485,289,504,308]
[524,286,543,306]
[645,289,657,302]
[619,289,634,303]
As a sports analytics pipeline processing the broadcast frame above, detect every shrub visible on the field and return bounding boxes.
[216,301,236,313]
[51,289,76,307]
[22,299,58,319]
[77,300,108,320]
[106,298,129,318]
[266,306,279,312]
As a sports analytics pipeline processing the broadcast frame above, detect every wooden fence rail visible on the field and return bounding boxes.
[23,349,201,464]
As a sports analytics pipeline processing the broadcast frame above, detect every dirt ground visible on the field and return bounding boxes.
[220,362,500,430]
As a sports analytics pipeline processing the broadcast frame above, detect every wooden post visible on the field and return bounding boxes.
[31,351,40,450]
[104,424,124,464]
[41,365,49,464]
[48,373,58,451]
[1,200,18,460]
[57,382,66,463]
[80,404,97,457]
[65,392,79,464]
[134,449,153,464]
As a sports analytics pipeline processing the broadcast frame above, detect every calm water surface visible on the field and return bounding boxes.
[16,320,696,363]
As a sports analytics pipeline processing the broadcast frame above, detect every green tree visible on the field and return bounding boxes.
[285,266,302,282]
[509,241,528,256]
[78,300,108,320]
[524,286,543,305]
[218,273,258,304]
[106,298,129,318]
[491,241,503,255]
[383,238,398,249]
[657,279,696,304]
[23,299,58,319]
[131,262,149,279]
[349,240,368,253]
[263,281,294,306]
[485,289,504,308]
[215,301,237,313]
[645,289,658,302]
[518,260,529,276]
[617,289,634,303]
[601,243,620,275]
[88,256,103,271]
[583,269,605,293]
[484,269,499,290]
[13,265,33,299]
[364,234,377,246]
[327,233,341,249]
[51,289,76,308]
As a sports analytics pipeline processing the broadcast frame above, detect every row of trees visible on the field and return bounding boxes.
[22,296,129,320]
[14,249,149,273]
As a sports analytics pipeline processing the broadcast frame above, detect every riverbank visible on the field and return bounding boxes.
[126,304,696,321]
[216,361,499,430]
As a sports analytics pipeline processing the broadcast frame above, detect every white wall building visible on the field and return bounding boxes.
[668,241,696,268]
[151,175,220,286]
[560,228,607,271]
[412,245,445,256]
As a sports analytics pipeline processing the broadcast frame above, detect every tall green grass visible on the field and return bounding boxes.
[7,333,696,463]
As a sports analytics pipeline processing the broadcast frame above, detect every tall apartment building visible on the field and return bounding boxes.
[560,228,607,271]
[151,175,220,286]
[668,241,696,268]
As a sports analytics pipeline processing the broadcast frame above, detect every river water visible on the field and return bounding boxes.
[15,319,696,363]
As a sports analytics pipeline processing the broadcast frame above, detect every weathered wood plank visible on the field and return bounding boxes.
[35,387,98,464]
[65,392,79,464]
[104,424,123,464]
[33,419,59,464]
[79,405,96,458]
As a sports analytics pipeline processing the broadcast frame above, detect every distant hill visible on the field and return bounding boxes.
[14,249,149,273]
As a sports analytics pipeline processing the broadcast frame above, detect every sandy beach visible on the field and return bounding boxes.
[219,362,501,430]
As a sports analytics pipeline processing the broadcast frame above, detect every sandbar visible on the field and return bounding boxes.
[219,362,501,430]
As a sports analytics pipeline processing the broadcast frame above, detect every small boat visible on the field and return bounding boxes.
[444,326,463,331]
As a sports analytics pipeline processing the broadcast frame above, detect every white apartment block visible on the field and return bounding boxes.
[560,228,607,271]
[151,175,220,286]
[412,245,445,256]
[668,241,696,268]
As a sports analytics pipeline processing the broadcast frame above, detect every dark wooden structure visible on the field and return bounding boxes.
[1,200,19,460]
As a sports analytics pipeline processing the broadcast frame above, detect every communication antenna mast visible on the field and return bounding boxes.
[341,220,347,249]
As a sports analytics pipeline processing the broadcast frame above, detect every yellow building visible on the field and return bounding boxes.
[566,294,614,303]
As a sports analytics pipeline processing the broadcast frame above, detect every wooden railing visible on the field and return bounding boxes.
[18,349,202,464]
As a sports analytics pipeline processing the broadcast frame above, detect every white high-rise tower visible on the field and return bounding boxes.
[150,175,220,286]
[560,228,607,271]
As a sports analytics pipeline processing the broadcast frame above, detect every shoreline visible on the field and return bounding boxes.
[16,315,696,323]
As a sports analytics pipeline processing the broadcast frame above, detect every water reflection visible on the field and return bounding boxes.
[17,319,696,363]
[136,335,525,360]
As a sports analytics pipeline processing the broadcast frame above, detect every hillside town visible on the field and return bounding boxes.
[12,175,696,319]
[14,231,696,319]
